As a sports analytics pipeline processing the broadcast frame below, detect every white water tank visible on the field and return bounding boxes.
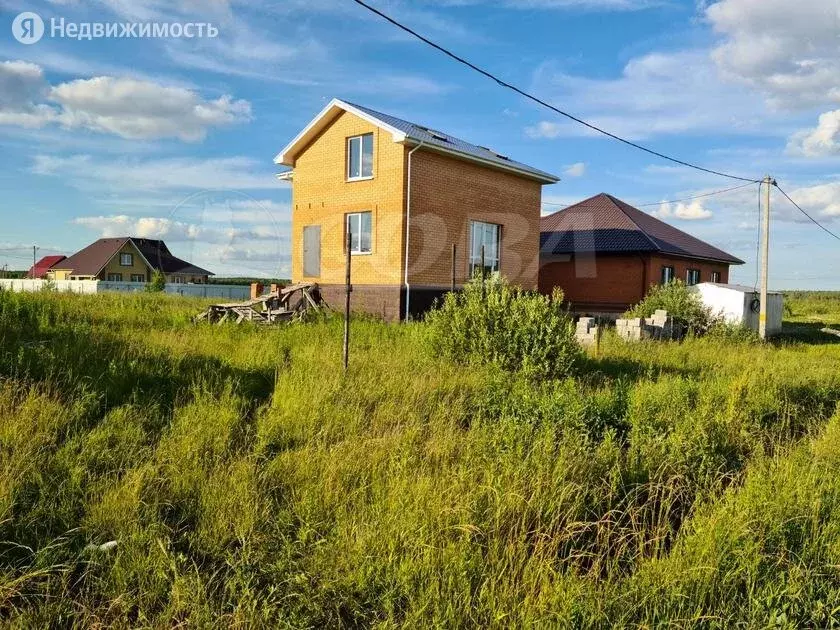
[693,283,784,335]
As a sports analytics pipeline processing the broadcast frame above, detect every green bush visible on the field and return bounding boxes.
[424,277,583,380]
[626,280,716,332]
[145,270,166,292]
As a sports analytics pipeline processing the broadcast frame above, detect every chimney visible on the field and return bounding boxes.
[250,282,263,299]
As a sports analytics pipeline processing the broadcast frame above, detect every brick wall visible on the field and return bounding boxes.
[290,109,546,318]
[291,110,406,287]
[539,254,647,311]
[539,252,734,312]
[646,254,729,287]
[408,149,542,290]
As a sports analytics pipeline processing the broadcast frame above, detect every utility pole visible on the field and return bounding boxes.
[343,231,352,372]
[32,245,38,278]
[759,175,775,341]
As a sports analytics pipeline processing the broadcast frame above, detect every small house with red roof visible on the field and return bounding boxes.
[27,255,66,279]
[539,193,744,313]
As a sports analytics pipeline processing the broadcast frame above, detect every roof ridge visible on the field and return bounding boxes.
[603,193,661,253]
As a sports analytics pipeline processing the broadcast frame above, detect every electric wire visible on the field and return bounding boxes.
[774,183,840,242]
[351,0,761,183]
[541,181,758,209]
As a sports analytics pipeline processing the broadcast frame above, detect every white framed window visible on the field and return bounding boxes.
[173,276,184,284]
[120,253,133,266]
[661,266,675,284]
[469,220,501,278]
[107,273,122,282]
[686,268,701,286]
[347,133,374,180]
[130,274,145,283]
[710,271,721,283]
[346,212,372,254]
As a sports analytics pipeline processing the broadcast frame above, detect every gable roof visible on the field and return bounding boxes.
[28,255,66,279]
[540,193,744,265]
[275,98,559,184]
[55,238,214,277]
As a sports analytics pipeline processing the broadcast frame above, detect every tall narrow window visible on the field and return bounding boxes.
[686,268,701,286]
[346,212,372,254]
[661,266,675,284]
[347,133,374,180]
[710,271,721,283]
[469,221,501,278]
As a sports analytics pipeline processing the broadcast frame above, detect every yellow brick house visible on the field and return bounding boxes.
[275,99,559,320]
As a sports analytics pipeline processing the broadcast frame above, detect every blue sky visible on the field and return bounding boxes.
[0,0,838,287]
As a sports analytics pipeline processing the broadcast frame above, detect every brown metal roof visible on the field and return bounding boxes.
[540,193,744,265]
[53,238,130,276]
[55,238,214,277]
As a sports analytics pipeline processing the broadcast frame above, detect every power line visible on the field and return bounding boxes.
[774,183,840,242]
[541,180,758,209]
[351,0,761,184]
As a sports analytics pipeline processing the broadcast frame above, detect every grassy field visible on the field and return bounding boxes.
[2,289,840,627]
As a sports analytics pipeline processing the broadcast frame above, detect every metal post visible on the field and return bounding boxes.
[480,244,486,301]
[759,175,773,340]
[32,246,37,278]
[343,230,352,371]
[451,243,456,293]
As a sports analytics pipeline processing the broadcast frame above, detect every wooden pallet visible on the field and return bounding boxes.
[195,283,323,325]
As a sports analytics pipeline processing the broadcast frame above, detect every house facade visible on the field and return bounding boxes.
[276,99,559,320]
[49,238,213,284]
[539,193,744,312]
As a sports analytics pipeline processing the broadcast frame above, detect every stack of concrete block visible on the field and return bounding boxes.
[615,317,648,341]
[575,316,600,346]
[616,310,681,342]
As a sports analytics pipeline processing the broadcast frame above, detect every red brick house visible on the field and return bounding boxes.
[539,193,744,312]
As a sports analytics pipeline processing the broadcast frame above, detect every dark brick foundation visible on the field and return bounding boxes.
[317,284,451,322]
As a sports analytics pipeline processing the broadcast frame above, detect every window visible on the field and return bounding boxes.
[130,274,145,283]
[107,273,122,282]
[173,276,184,284]
[346,212,372,254]
[710,271,721,283]
[120,253,133,266]
[686,268,701,286]
[661,266,675,284]
[469,221,501,277]
[347,133,374,180]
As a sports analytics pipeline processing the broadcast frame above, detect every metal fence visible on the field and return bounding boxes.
[0,279,250,300]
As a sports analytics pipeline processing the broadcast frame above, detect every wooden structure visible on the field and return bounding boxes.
[195,283,323,325]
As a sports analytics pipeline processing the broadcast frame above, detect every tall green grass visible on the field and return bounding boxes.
[1,289,840,626]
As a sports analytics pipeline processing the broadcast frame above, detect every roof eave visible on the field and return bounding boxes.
[274,98,407,167]
[402,137,560,184]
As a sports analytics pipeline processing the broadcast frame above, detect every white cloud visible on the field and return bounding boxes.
[0,61,251,141]
[706,0,840,110]
[563,162,586,177]
[72,215,280,243]
[525,120,564,139]
[527,50,771,140]
[787,110,840,156]
[32,154,282,192]
[785,182,840,218]
[651,200,714,220]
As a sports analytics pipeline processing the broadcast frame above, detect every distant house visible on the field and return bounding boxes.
[539,193,744,312]
[49,238,214,284]
[275,98,559,320]
[28,255,67,279]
